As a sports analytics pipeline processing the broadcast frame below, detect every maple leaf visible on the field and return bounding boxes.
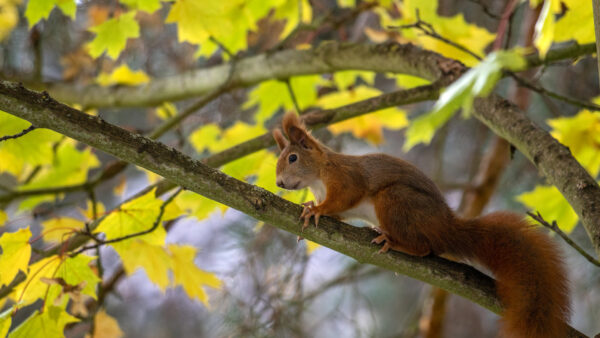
[518,185,579,233]
[533,0,561,56]
[112,241,172,291]
[94,188,180,246]
[25,0,76,28]
[8,306,78,338]
[553,0,594,45]
[96,64,150,86]
[88,12,140,59]
[41,217,85,243]
[121,0,161,13]
[317,86,408,145]
[168,244,221,306]
[0,228,32,287]
[91,310,124,338]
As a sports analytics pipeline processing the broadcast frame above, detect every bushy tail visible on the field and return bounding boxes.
[453,212,571,338]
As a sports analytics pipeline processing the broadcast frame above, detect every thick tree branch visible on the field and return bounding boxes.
[0,81,585,337]
[46,41,595,108]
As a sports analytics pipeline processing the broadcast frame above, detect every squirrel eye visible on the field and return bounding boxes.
[288,154,298,163]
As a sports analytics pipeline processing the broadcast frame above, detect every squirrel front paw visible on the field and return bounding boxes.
[300,201,321,230]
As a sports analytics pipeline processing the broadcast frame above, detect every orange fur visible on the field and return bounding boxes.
[274,112,571,337]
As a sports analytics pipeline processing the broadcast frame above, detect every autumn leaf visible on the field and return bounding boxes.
[41,217,86,243]
[91,310,124,338]
[0,0,20,41]
[533,0,561,56]
[112,241,172,291]
[317,86,408,145]
[88,12,140,59]
[0,227,32,287]
[121,0,161,13]
[517,185,579,233]
[8,306,78,338]
[168,244,221,306]
[96,64,150,86]
[25,0,76,28]
[190,121,267,154]
[553,0,594,45]
[0,210,7,226]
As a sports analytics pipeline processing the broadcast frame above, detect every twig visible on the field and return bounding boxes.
[465,0,502,20]
[71,188,182,256]
[527,211,600,267]
[0,125,36,142]
[285,79,302,114]
[389,10,483,62]
[509,72,600,111]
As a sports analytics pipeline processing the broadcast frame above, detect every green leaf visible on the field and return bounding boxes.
[333,71,375,90]
[120,0,161,13]
[88,12,140,59]
[25,0,76,28]
[8,306,78,338]
[190,121,267,154]
[0,228,31,287]
[403,50,526,150]
[517,185,579,233]
[0,308,11,338]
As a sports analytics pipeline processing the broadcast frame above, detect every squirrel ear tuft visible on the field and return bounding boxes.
[272,129,288,151]
[281,112,321,151]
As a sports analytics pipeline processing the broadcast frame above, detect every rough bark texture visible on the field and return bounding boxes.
[0,80,587,337]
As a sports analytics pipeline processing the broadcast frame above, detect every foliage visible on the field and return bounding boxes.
[0,0,598,336]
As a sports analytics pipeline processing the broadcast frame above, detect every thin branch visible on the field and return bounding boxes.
[509,72,600,111]
[71,188,182,256]
[285,79,302,114]
[527,211,600,268]
[389,10,483,62]
[0,124,36,142]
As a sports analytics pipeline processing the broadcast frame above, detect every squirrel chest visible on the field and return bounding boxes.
[309,179,380,227]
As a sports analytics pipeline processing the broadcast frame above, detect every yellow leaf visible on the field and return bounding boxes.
[0,227,31,287]
[547,109,600,177]
[517,185,579,233]
[318,86,408,145]
[92,310,123,338]
[112,241,171,291]
[156,102,177,120]
[190,121,267,154]
[8,306,78,338]
[168,244,221,307]
[175,190,226,221]
[41,217,85,243]
[306,240,320,254]
[554,0,595,48]
[88,12,140,59]
[96,64,150,86]
[79,200,106,221]
[0,210,7,226]
[0,0,20,42]
[533,0,561,57]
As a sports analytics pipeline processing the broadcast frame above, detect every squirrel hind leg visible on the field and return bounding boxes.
[371,232,430,257]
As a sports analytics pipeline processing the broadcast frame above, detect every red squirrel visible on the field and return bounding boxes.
[273,112,570,338]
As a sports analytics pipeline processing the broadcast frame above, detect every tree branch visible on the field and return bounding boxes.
[45,41,595,108]
[0,80,586,337]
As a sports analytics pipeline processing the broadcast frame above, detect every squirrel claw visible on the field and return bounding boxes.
[372,234,391,253]
[297,235,304,242]
[300,201,320,230]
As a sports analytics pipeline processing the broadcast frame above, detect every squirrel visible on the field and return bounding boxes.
[273,112,570,338]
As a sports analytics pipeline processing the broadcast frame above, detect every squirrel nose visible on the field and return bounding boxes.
[276,180,285,188]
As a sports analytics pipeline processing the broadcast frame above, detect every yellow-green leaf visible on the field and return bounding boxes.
[155,102,178,120]
[94,188,176,246]
[333,71,375,90]
[0,0,20,41]
[0,308,11,338]
[168,244,221,306]
[96,64,150,86]
[533,0,560,57]
[190,121,267,154]
[554,0,595,47]
[0,210,7,226]
[0,228,31,287]
[25,0,76,28]
[403,50,526,151]
[517,185,579,233]
[8,306,78,338]
[175,190,226,221]
[88,12,140,59]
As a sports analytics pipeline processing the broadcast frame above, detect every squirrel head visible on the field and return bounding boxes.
[273,112,324,190]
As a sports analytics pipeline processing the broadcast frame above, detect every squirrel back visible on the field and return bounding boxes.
[273,112,571,337]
